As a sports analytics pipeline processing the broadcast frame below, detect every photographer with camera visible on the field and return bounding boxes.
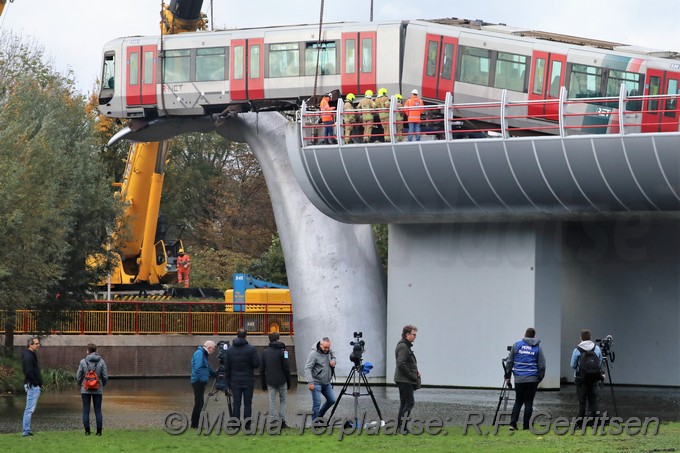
[570,329,603,427]
[190,340,217,429]
[304,337,336,421]
[504,327,546,431]
[394,325,420,432]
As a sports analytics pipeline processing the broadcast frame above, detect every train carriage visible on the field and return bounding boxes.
[98,17,680,136]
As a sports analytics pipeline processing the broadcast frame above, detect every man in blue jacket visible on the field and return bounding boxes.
[190,340,216,429]
[570,329,603,427]
[504,327,546,431]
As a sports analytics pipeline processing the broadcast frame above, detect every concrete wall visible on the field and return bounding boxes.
[14,335,297,378]
[386,222,561,388]
[386,220,680,388]
[560,221,680,386]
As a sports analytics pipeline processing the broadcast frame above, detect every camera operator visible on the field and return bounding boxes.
[394,325,420,432]
[304,337,336,421]
[504,327,546,431]
[570,329,603,427]
[190,340,217,429]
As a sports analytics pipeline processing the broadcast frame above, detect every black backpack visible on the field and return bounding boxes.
[578,347,601,379]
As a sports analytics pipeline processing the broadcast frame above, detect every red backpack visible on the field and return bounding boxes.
[83,363,100,391]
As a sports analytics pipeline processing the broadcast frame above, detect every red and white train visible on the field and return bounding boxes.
[98,17,680,134]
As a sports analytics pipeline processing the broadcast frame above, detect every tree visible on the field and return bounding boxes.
[248,235,288,286]
[0,32,117,351]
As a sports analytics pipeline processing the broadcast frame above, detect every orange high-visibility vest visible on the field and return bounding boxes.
[320,97,334,122]
[404,95,424,122]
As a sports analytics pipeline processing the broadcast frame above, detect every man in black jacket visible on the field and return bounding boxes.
[225,328,261,429]
[261,332,291,427]
[22,337,43,437]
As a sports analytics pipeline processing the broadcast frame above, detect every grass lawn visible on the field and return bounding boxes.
[1,422,678,452]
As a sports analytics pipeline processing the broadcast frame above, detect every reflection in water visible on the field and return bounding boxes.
[1,378,678,433]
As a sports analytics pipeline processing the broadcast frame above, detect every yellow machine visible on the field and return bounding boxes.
[224,288,292,313]
[101,1,206,291]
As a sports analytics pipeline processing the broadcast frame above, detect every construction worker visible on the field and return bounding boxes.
[394,94,405,142]
[375,88,391,142]
[343,93,358,144]
[404,89,424,141]
[320,93,335,144]
[177,249,191,288]
[357,90,376,143]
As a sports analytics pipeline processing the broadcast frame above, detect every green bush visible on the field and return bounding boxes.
[0,355,76,393]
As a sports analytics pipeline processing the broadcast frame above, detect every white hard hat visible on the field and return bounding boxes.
[411,89,418,95]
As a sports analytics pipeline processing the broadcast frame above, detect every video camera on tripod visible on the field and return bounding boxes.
[349,331,365,367]
[595,335,615,362]
[215,340,230,391]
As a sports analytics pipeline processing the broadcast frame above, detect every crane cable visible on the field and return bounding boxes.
[210,0,214,31]
[312,0,324,98]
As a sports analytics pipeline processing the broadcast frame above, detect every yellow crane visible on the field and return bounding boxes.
[104,1,207,292]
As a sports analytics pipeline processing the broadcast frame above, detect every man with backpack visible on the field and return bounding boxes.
[570,329,603,427]
[76,343,109,436]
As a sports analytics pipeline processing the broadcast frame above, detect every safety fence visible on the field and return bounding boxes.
[300,85,680,145]
[0,300,293,335]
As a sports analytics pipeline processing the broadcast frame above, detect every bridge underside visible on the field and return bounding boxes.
[289,130,680,388]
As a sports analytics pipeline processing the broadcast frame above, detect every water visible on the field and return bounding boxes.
[1,378,678,433]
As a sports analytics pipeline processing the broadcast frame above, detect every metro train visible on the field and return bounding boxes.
[98,17,680,134]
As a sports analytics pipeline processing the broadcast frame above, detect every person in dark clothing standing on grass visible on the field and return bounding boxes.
[261,332,291,427]
[225,329,261,429]
[22,337,42,437]
[394,325,420,432]
[76,343,109,436]
[505,327,546,431]
[570,329,603,427]
[190,340,216,429]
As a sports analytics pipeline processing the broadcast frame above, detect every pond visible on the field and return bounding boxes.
[1,378,678,434]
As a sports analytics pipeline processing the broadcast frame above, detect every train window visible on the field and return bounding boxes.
[250,44,261,79]
[549,60,562,98]
[269,43,299,78]
[163,49,191,83]
[568,64,602,98]
[426,40,438,77]
[441,43,454,80]
[196,47,226,81]
[345,39,356,74]
[234,45,244,80]
[306,41,336,76]
[129,51,139,86]
[532,58,546,95]
[459,46,490,86]
[648,76,661,111]
[361,37,372,73]
[143,51,154,84]
[606,70,641,97]
[665,78,678,117]
[101,52,115,90]
[494,52,527,92]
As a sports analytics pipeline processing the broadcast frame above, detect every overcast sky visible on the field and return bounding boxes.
[1,0,679,93]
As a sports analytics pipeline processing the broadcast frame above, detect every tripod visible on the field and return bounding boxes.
[326,364,383,427]
[493,359,514,424]
[599,354,618,417]
[203,375,233,417]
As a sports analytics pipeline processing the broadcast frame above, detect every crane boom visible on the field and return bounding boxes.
[104,1,207,292]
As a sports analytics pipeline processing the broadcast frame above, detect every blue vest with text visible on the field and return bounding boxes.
[512,340,539,377]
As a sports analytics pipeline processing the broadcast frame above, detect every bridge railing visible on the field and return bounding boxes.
[0,300,293,335]
[300,84,680,146]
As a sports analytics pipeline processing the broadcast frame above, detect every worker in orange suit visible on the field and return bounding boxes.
[404,89,424,141]
[320,92,336,144]
[177,249,191,288]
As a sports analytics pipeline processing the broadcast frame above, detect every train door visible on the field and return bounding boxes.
[126,45,157,106]
[643,68,680,133]
[528,50,566,121]
[421,34,457,100]
[341,31,377,96]
[230,37,265,101]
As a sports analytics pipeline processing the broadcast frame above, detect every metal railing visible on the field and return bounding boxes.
[300,85,680,146]
[0,300,294,335]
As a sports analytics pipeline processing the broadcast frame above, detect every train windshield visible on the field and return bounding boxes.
[101,52,115,90]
